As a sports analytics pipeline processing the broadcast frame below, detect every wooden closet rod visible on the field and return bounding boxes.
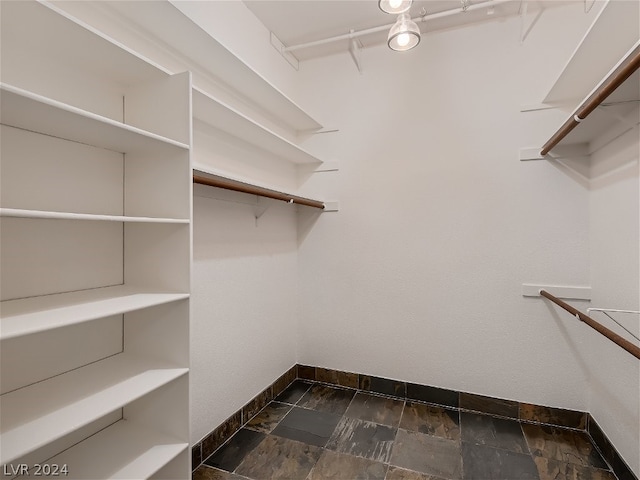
[540,289,640,360]
[193,174,325,210]
[540,46,640,156]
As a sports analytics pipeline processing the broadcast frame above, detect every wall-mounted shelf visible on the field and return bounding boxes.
[543,0,640,106]
[193,88,322,166]
[540,42,640,157]
[520,0,639,161]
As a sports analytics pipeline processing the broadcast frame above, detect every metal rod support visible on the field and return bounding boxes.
[540,289,640,360]
[193,174,325,210]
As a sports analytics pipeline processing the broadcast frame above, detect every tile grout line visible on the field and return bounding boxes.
[584,428,623,480]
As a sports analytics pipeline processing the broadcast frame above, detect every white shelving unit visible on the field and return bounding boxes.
[1,1,191,478]
[44,0,335,208]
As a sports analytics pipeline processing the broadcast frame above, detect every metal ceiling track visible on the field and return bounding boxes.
[271,0,514,71]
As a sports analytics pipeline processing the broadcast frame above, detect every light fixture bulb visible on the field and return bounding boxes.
[379,0,412,14]
[387,13,420,51]
[396,32,410,47]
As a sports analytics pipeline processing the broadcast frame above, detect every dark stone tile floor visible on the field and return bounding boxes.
[195,380,620,480]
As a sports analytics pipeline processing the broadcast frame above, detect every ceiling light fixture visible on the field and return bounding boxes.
[387,13,421,51]
[379,0,412,15]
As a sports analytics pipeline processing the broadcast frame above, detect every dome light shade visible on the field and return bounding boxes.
[379,0,412,14]
[387,13,420,51]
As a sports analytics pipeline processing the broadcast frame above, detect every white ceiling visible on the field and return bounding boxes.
[243,0,573,61]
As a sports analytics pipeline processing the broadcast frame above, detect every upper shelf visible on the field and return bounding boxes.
[540,41,640,156]
[543,0,640,106]
[66,0,322,135]
[1,1,168,105]
[0,83,189,154]
[193,88,322,166]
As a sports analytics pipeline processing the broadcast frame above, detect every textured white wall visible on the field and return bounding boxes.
[294,5,596,409]
[588,128,639,475]
[191,186,299,444]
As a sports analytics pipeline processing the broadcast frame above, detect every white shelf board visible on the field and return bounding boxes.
[0,286,189,340]
[23,420,187,480]
[0,208,189,224]
[87,0,322,134]
[561,99,639,150]
[546,43,640,152]
[2,0,169,91]
[543,0,640,105]
[193,88,322,166]
[0,83,189,154]
[0,354,188,465]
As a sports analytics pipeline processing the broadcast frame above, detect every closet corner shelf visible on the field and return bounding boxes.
[38,421,188,480]
[0,208,189,224]
[543,0,640,106]
[87,0,322,134]
[0,354,188,465]
[193,167,325,210]
[0,83,189,154]
[539,41,640,157]
[193,87,323,166]
[0,286,190,340]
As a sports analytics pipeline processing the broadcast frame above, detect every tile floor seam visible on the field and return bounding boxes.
[518,421,535,458]
[396,400,408,436]
[342,388,360,417]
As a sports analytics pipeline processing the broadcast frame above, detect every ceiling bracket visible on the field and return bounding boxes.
[519,0,544,44]
[270,31,299,70]
[349,30,363,74]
